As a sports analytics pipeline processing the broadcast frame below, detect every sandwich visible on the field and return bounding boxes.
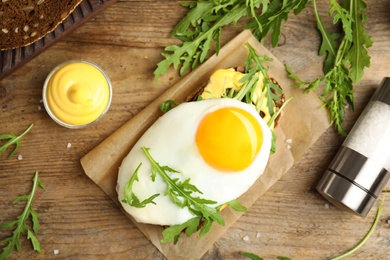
[116,43,287,244]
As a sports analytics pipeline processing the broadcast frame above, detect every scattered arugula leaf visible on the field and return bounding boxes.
[240,251,292,260]
[154,0,309,79]
[240,251,264,260]
[122,163,160,208]
[0,124,34,158]
[140,146,247,244]
[286,0,372,135]
[0,171,45,259]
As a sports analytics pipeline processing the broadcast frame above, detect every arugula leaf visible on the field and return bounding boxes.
[142,146,221,218]
[344,0,372,83]
[240,251,264,260]
[224,200,247,212]
[0,171,45,259]
[247,0,310,47]
[0,124,34,158]
[141,146,247,244]
[313,0,339,74]
[161,217,202,244]
[122,163,160,208]
[240,251,292,260]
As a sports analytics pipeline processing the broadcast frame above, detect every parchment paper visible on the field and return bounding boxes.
[80,30,330,259]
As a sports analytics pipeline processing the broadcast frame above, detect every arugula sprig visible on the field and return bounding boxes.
[286,0,372,135]
[136,147,247,244]
[122,163,160,208]
[0,124,34,158]
[236,43,283,118]
[155,0,309,79]
[0,171,45,259]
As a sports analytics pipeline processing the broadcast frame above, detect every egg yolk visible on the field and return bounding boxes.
[195,107,263,172]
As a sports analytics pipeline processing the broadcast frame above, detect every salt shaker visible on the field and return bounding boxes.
[317,77,390,217]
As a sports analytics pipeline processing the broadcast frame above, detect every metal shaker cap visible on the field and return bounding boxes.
[317,146,390,217]
[372,77,390,105]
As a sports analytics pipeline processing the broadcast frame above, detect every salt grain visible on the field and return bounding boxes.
[17,154,23,160]
[242,235,250,241]
[256,232,261,238]
[285,138,292,144]
[67,143,72,149]
[54,249,59,255]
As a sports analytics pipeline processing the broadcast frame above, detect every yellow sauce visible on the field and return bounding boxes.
[45,61,111,127]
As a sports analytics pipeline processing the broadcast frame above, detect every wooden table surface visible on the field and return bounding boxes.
[1,1,390,259]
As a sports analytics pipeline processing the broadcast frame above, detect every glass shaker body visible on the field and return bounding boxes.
[317,77,390,217]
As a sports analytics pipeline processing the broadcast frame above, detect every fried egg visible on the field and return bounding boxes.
[117,98,271,226]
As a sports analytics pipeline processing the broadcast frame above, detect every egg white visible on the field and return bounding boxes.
[117,98,272,226]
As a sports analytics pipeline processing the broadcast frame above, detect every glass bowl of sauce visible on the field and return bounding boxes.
[43,60,112,128]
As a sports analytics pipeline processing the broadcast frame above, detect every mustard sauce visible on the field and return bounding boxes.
[44,61,111,128]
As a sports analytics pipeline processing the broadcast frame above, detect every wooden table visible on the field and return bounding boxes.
[1,1,390,259]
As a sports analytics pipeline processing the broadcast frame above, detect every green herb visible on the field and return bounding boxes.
[0,124,34,158]
[286,0,372,135]
[122,163,160,208]
[240,251,264,260]
[240,251,292,260]
[0,171,45,259]
[330,198,384,260]
[236,44,283,117]
[154,0,309,79]
[161,217,202,244]
[220,199,248,212]
[140,147,246,244]
[160,100,180,113]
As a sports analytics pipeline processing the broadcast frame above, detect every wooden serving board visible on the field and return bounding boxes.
[0,0,117,81]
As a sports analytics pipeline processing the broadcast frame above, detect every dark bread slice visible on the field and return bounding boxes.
[0,0,82,50]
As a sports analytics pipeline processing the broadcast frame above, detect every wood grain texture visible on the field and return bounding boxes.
[1,0,390,259]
